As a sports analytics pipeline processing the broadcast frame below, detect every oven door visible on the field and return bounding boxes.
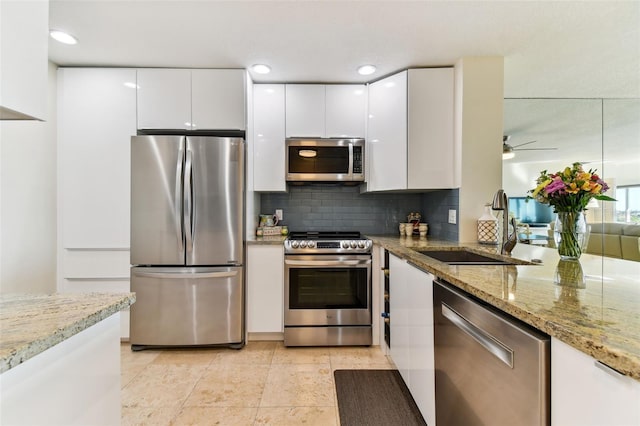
[284,254,372,326]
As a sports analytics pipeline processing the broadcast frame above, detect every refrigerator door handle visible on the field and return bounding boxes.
[184,148,194,255]
[175,140,185,253]
[133,270,239,279]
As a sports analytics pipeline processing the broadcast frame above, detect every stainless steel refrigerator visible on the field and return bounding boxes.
[129,134,244,350]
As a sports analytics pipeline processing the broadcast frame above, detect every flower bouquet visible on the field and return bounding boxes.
[528,162,615,259]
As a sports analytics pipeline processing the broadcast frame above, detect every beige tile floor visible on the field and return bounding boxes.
[121,341,393,425]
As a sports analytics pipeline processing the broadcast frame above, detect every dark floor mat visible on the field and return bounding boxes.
[334,369,427,426]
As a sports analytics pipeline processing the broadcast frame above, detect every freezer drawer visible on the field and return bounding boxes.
[434,280,550,426]
[130,266,244,348]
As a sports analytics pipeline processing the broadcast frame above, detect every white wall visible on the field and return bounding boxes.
[455,57,504,243]
[0,62,57,294]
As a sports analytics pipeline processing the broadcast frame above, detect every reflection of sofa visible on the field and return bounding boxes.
[549,222,640,261]
[585,223,640,261]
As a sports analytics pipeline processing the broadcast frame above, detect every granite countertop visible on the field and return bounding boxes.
[369,235,640,382]
[247,235,287,245]
[0,292,136,374]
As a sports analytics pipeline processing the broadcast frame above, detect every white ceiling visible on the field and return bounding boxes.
[48,0,640,99]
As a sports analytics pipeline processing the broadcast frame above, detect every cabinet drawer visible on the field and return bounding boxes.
[62,249,130,279]
[61,278,130,293]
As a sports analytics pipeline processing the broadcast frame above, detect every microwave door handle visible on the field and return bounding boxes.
[348,142,353,179]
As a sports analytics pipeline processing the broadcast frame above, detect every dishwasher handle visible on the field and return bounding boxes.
[441,302,514,368]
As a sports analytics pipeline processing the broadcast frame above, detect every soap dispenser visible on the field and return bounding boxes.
[477,203,499,245]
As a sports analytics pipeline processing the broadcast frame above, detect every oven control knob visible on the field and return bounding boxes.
[341,241,349,249]
[358,241,365,248]
[291,241,299,248]
[300,241,307,248]
[307,241,316,248]
[350,240,357,248]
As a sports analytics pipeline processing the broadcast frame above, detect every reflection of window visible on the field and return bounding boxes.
[616,185,640,223]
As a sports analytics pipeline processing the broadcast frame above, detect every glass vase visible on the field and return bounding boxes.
[554,211,587,260]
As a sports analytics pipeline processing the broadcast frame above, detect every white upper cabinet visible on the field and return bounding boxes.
[325,84,367,138]
[407,68,456,189]
[58,68,136,248]
[0,0,48,120]
[366,68,456,192]
[192,69,246,130]
[137,68,246,130]
[253,84,286,192]
[285,84,326,138]
[285,84,366,138]
[137,69,191,130]
[367,71,408,191]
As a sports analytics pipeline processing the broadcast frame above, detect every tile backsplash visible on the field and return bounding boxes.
[259,185,459,240]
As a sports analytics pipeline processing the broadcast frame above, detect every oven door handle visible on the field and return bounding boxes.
[285,259,372,267]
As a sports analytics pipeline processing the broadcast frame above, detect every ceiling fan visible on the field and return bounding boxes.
[502,135,557,160]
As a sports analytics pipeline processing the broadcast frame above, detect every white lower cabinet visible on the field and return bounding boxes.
[59,249,131,339]
[552,337,640,425]
[389,254,436,425]
[247,245,284,334]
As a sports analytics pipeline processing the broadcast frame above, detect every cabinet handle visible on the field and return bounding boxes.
[594,360,625,378]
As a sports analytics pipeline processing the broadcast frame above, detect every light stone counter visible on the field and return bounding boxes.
[0,292,135,373]
[369,235,640,381]
[246,235,287,245]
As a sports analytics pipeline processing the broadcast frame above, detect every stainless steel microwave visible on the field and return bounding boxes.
[285,138,365,183]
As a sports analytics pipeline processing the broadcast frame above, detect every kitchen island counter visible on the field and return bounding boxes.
[0,292,135,373]
[0,292,135,425]
[369,235,640,381]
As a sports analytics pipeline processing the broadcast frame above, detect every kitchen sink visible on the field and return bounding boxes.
[413,249,529,265]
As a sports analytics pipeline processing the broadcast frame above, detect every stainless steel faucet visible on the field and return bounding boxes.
[492,189,518,255]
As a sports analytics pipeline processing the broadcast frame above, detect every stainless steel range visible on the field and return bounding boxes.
[284,231,373,346]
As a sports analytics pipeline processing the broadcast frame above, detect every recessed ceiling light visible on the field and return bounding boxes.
[251,64,271,74]
[49,29,78,45]
[357,65,377,76]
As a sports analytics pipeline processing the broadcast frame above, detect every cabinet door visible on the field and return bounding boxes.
[253,85,286,191]
[408,68,456,189]
[367,71,408,191]
[247,245,284,333]
[0,0,48,120]
[137,69,191,130]
[552,338,640,425]
[285,84,325,137]
[325,84,367,138]
[192,69,246,130]
[389,254,411,384]
[406,265,436,426]
[58,68,136,249]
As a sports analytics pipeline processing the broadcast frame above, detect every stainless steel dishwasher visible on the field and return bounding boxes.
[433,279,550,426]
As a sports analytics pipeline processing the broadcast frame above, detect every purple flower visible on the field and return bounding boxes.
[598,179,609,192]
[544,178,566,195]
